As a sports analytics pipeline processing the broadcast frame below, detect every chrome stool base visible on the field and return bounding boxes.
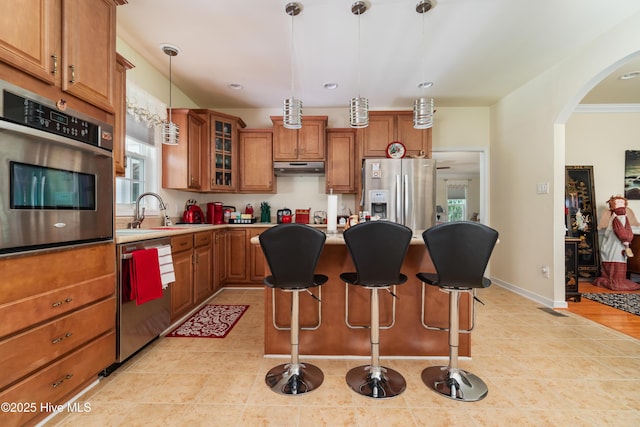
[346,365,406,399]
[266,363,324,396]
[421,366,488,402]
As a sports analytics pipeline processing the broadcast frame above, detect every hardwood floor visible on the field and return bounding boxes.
[563,280,640,340]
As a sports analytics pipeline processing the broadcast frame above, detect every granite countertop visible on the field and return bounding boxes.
[114,223,333,244]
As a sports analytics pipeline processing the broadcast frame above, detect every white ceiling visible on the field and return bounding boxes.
[117,0,640,111]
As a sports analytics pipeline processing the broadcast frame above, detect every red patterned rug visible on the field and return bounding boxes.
[166,304,249,338]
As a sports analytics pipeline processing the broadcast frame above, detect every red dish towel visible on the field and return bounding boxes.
[129,248,163,305]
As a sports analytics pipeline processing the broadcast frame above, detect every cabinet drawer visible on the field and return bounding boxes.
[194,231,212,247]
[0,273,115,339]
[172,234,194,252]
[0,298,115,390]
[0,332,115,427]
[0,243,115,305]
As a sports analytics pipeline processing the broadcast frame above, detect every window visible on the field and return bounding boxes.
[446,180,468,222]
[115,115,159,214]
[115,81,166,217]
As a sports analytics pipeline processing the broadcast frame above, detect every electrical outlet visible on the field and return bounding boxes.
[541,265,549,278]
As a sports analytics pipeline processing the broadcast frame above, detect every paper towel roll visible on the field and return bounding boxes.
[327,194,338,233]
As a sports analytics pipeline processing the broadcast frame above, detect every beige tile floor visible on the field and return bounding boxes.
[48,286,640,426]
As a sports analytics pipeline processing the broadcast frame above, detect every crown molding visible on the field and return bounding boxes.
[574,104,640,113]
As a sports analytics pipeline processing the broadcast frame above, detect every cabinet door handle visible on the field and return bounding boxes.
[51,332,73,344]
[52,374,73,388]
[69,65,76,83]
[51,54,58,75]
[51,297,73,308]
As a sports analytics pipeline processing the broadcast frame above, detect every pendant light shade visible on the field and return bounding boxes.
[283,2,302,130]
[349,1,368,128]
[413,97,434,129]
[349,97,369,128]
[161,44,180,145]
[413,1,435,130]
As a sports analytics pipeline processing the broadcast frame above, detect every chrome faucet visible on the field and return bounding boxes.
[129,192,172,228]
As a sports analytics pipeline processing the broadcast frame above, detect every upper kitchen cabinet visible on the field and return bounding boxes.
[239,129,276,193]
[114,53,134,177]
[362,111,432,158]
[162,108,206,190]
[0,0,121,114]
[271,116,327,161]
[326,128,357,194]
[193,110,246,192]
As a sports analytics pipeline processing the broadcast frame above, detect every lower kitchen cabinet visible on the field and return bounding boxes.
[193,231,213,304]
[170,234,195,321]
[170,231,214,321]
[226,228,248,283]
[249,228,268,282]
[213,229,228,292]
[0,243,116,427]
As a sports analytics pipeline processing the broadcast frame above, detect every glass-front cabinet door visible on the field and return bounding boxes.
[194,110,244,192]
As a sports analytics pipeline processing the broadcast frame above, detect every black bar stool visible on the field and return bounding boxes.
[259,224,328,395]
[340,221,412,399]
[416,221,498,402]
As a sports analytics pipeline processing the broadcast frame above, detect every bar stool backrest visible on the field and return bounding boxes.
[259,223,327,289]
[343,221,412,286]
[422,221,499,289]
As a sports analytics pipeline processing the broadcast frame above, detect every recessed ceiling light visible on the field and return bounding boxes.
[417,81,434,89]
[228,83,243,90]
[619,71,640,80]
[324,83,338,90]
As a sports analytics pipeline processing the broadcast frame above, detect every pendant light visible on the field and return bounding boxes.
[349,1,369,128]
[283,2,302,129]
[161,44,180,145]
[413,0,435,129]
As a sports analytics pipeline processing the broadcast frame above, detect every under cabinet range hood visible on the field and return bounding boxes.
[273,161,325,176]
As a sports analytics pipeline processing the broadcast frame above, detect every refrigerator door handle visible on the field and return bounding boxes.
[404,174,409,225]
[396,174,402,223]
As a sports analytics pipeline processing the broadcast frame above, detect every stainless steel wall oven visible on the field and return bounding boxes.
[0,80,113,255]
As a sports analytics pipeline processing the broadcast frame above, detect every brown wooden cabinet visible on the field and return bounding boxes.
[271,116,327,161]
[362,111,432,158]
[193,232,213,304]
[170,232,214,321]
[162,109,207,190]
[239,129,275,193]
[170,234,194,321]
[226,228,248,283]
[0,243,116,426]
[249,228,268,282]
[114,53,134,177]
[0,0,119,113]
[213,229,228,292]
[326,128,357,194]
[193,110,246,192]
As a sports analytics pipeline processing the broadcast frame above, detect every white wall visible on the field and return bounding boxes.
[566,112,640,219]
[490,11,640,307]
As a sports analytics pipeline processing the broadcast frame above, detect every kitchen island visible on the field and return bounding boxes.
[252,232,473,357]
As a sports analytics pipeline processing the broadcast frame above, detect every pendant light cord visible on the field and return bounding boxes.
[357,8,362,98]
[290,12,295,99]
[168,53,173,123]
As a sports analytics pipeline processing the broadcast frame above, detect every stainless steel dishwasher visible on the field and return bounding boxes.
[112,237,172,369]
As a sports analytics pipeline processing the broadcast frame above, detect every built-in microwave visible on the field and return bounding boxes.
[0,80,113,256]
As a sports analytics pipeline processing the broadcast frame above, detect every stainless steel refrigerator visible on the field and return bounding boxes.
[362,158,436,230]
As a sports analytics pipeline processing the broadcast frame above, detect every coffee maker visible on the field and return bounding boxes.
[207,202,224,224]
